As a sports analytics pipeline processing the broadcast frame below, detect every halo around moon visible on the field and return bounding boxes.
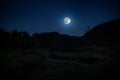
[64,17,71,24]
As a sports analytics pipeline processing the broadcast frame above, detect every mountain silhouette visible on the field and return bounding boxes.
[82,19,120,46]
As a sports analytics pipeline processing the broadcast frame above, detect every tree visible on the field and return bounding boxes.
[20,31,30,38]
[11,29,20,38]
[86,25,91,33]
[0,28,5,37]
[32,33,39,39]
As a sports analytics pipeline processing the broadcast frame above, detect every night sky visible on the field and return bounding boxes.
[1,0,120,36]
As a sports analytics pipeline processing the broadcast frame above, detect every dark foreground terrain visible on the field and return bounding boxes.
[0,19,120,80]
[0,46,120,80]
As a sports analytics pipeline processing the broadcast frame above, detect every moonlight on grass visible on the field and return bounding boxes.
[64,17,71,24]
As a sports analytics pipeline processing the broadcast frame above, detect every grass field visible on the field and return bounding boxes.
[0,46,120,80]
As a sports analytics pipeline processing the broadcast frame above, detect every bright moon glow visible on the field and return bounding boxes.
[64,17,71,24]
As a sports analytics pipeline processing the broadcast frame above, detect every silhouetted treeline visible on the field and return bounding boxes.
[0,29,81,49]
[0,29,32,48]
[0,19,120,49]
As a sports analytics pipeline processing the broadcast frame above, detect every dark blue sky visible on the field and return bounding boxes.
[1,0,120,36]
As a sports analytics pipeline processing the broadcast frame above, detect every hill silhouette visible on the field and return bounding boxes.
[0,19,120,49]
[82,19,120,46]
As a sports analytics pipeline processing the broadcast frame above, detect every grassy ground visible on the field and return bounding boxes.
[0,46,120,80]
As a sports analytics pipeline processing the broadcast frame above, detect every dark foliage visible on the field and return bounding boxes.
[0,29,81,49]
[0,19,120,49]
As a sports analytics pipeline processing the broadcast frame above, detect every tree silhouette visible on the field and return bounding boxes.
[11,29,20,38]
[0,28,5,34]
[85,25,91,33]
[32,33,39,39]
[20,31,30,38]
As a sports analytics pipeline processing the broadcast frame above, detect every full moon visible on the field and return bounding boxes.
[64,17,71,24]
